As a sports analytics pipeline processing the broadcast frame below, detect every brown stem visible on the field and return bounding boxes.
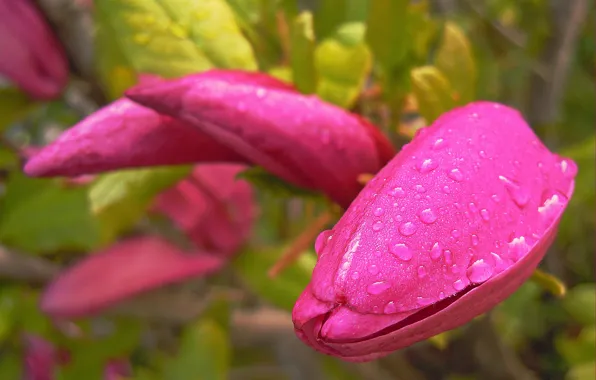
[0,245,60,285]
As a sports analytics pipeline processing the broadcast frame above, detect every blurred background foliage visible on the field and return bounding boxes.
[0,0,594,379]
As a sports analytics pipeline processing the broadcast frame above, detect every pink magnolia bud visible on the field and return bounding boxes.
[154,164,257,258]
[23,334,57,380]
[126,70,395,208]
[0,0,68,99]
[292,102,577,362]
[41,236,225,318]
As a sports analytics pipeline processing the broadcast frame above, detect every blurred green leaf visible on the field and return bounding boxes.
[0,351,21,380]
[237,166,323,201]
[291,12,317,94]
[162,318,230,380]
[566,361,596,380]
[89,166,191,244]
[365,0,409,73]
[314,0,348,40]
[434,22,477,104]
[95,0,257,98]
[0,88,37,132]
[233,247,315,311]
[268,65,293,83]
[321,356,361,380]
[556,325,596,366]
[0,173,100,253]
[0,289,17,343]
[315,22,372,108]
[563,284,596,326]
[410,66,455,123]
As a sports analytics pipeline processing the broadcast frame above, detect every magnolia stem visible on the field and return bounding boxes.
[268,210,334,278]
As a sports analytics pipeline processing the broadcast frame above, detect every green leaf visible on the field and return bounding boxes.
[315,22,372,108]
[162,318,230,380]
[434,22,477,104]
[566,360,596,380]
[0,288,17,343]
[95,0,257,98]
[267,66,293,83]
[0,351,21,380]
[556,325,596,367]
[89,166,191,244]
[290,12,317,94]
[563,284,596,326]
[236,166,323,201]
[0,88,37,132]
[314,0,348,40]
[410,66,456,123]
[233,247,316,311]
[0,173,100,254]
[365,0,409,74]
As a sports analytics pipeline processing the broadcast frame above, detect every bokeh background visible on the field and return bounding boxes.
[0,0,594,379]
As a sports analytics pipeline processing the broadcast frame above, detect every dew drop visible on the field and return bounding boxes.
[451,264,459,273]
[417,265,427,279]
[451,229,461,239]
[430,242,443,261]
[419,208,437,224]
[453,279,467,291]
[374,207,384,217]
[416,158,439,173]
[415,184,426,193]
[399,222,417,236]
[508,236,530,261]
[480,209,490,221]
[444,249,453,264]
[466,259,494,283]
[255,88,267,98]
[468,202,478,213]
[491,194,500,202]
[558,159,578,178]
[351,271,360,280]
[479,150,487,158]
[442,185,451,194]
[372,221,384,232]
[414,194,421,200]
[390,243,412,261]
[384,301,397,313]
[471,234,479,246]
[367,281,390,295]
[538,192,567,227]
[499,175,530,207]
[433,138,446,150]
[314,230,333,255]
[448,168,464,182]
[391,187,406,198]
[439,292,446,300]
[395,215,403,222]
[417,296,434,306]
[368,264,379,275]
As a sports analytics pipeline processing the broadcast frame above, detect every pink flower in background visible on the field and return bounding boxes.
[0,0,68,99]
[23,334,59,380]
[292,102,577,362]
[41,164,256,318]
[125,70,395,208]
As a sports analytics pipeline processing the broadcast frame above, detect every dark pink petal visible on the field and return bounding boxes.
[154,164,257,257]
[292,101,577,361]
[0,0,68,99]
[41,236,224,318]
[104,359,131,380]
[24,99,246,177]
[23,334,57,380]
[126,70,395,208]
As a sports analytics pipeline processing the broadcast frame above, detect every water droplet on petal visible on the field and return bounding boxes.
[417,296,434,306]
[480,209,490,221]
[368,265,379,275]
[439,292,446,300]
[448,168,464,182]
[471,234,479,246]
[451,264,459,273]
[415,184,426,193]
[451,229,461,239]
[372,221,384,232]
[399,222,417,236]
[390,243,412,261]
[558,159,578,178]
[417,266,427,279]
[433,138,446,150]
[384,301,397,313]
[466,259,494,283]
[314,230,333,255]
[391,187,406,198]
[453,279,468,291]
[479,150,487,158]
[468,202,478,213]
[419,208,437,224]
[491,194,500,202]
[499,175,530,207]
[416,158,438,173]
[538,191,567,228]
[430,242,443,261]
[367,281,390,295]
[442,185,451,194]
[374,207,384,217]
[351,271,359,280]
[508,236,530,261]
[444,250,453,264]
[256,88,267,98]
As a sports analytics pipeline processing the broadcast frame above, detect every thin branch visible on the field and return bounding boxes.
[0,246,60,285]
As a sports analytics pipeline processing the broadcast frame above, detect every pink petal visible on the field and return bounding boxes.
[292,101,576,361]
[24,99,246,177]
[126,70,395,208]
[41,236,224,318]
[0,0,68,99]
[23,334,57,380]
[154,163,257,257]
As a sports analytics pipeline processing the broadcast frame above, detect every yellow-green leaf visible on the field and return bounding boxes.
[314,0,348,40]
[434,22,477,104]
[365,0,409,72]
[291,12,317,94]
[95,0,257,98]
[315,22,371,108]
[410,66,455,123]
[530,269,567,298]
[89,166,191,244]
[0,173,100,254]
[0,88,37,132]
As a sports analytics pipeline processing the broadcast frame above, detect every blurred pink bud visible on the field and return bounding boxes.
[23,334,57,380]
[154,164,257,258]
[103,359,131,380]
[126,70,395,208]
[41,236,225,318]
[0,0,68,99]
[292,102,577,362]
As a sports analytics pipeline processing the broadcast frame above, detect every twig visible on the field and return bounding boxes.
[268,210,333,277]
[0,246,60,285]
